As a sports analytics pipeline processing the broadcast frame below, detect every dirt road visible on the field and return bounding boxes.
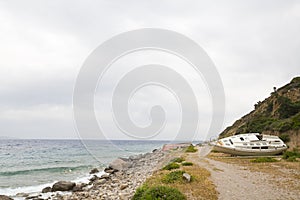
[196,145,299,200]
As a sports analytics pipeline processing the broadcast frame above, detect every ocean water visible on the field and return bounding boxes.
[0,139,167,196]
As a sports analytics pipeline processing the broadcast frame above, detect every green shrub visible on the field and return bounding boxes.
[277,96,300,119]
[132,185,186,200]
[162,170,185,183]
[171,157,185,163]
[182,162,193,166]
[162,162,180,170]
[250,157,278,163]
[185,145,197,153]
[282,150,300,162]
[245,116,275,133]
[279,134,290,143]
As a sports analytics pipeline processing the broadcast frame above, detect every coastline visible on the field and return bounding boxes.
[6,147,168,200]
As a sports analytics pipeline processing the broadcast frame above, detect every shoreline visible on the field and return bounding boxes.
[6,147,168,200]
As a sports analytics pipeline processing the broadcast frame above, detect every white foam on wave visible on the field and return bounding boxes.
[0,170,106,199]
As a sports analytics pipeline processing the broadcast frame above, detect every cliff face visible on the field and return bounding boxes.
[220,77,300,149]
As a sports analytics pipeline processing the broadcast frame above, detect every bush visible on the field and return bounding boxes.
[171,157,185,163]
[162,162,180,170]
[182,162,193,166]
[277,96,300,119]
[279,134,290,143]
[250,157,278,163]
[162,170,185,183]
[282,150,300,162]
[132,185,186,200]
[185,145,197,153]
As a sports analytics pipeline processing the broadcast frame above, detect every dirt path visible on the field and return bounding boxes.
[196,145,299,200]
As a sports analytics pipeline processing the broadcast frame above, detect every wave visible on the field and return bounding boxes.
[0,165,92,176]
[0,170,105,197]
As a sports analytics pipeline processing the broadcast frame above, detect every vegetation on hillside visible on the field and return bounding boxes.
[220,77,300,148]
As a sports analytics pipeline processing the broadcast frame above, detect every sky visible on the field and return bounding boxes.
[0,0,299,140]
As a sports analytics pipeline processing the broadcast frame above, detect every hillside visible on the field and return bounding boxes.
[220,77,300,149]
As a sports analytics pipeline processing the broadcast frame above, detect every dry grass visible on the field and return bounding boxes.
[141,150,218,200]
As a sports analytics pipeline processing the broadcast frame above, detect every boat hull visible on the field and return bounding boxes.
[213,145,287,156]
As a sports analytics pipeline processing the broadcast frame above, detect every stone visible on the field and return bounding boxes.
[42,186,52,193]
[51,181,76,192]
[120,184,128,190]
[72,183,85,192]
[89,168,99,174]
[105,169,115,174]
[89,175,99,182]
[109,158,129,171]
[97,179,107,185]
[100,173,110,179]
[183,173,191,182]
[0,195,13,200]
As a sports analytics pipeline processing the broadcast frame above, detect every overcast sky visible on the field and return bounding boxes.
[0,0,299,140]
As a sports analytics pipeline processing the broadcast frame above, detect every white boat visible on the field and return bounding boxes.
[213,133,287,156]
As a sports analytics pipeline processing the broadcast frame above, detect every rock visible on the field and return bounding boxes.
[100,173,110,179]
[109,158,129,171]
[72,183,85,192]
[42,186,52,193]
[89,168,99,174]
[97,179,107,185]
[89,175,99,182]
[51,181,76,192]
[183,173,191,182]
[105,169,115,174]
[120,183,128,190]
[152,148,158,153]
[0,195,13,200]
[119,193,129,200]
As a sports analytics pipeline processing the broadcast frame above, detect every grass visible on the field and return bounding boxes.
[250,157,278,163]
[282,150,300,162]
[135,150,218,200]
[132,185,186,200]
[185,145,197,153]
[171,157,185,163]
[162,162,180,170]
[182,162,193,166]
[162,170,185,184]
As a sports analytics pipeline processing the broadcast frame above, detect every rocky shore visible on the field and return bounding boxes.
[10,148,167,200]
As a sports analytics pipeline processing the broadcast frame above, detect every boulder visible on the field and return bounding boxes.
[89,168,99,174]
[51,181,76,192]
[42,186,52,193]
[0,195,13,200]
[109,158,129,171]
[183,173,191,182]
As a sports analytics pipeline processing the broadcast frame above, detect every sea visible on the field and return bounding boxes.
[0,139,168,198]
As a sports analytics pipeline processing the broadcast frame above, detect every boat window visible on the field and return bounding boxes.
[261,146,268,149]
[229,139,233,145]
[223,140,228,142]
[252,147,260,149]
[225,143,230,146]
[240,137,244,141]
[274,140,280,142]
[250,143,254,146]
[262,142,267,145]
[256,143,261,145]
[243,143,247,145]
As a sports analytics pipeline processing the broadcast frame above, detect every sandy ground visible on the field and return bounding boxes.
[196,145,300,200]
